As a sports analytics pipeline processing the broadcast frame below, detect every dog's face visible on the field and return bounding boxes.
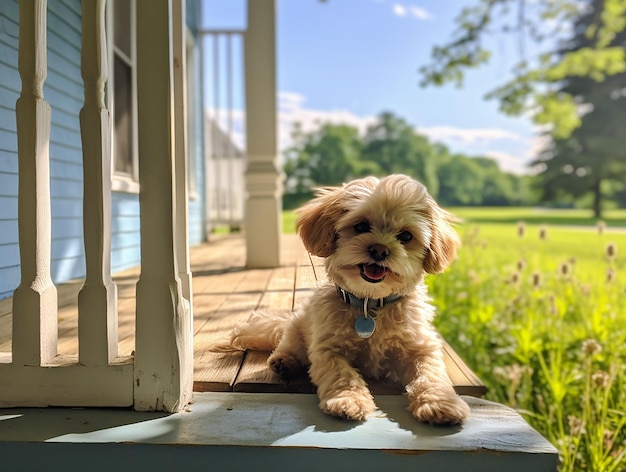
[296,174,459,299]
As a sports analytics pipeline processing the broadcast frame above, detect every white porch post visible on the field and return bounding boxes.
[12,0,58,366]
[134,0,193,412]
[244,0,282,268]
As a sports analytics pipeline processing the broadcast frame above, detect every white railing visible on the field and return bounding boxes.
[201,30,246,231]
[0,0,192,412]
[0,0,282,409]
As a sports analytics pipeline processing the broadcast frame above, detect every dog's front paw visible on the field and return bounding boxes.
[268,351,303,379]
[320,391,377,421]
[409,393,470,425]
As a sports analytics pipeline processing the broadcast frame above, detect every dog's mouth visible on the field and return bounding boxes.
[359,263,388,283]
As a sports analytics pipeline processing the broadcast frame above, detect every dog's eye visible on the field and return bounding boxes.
[353,221,371,234]
[397,231,413,243]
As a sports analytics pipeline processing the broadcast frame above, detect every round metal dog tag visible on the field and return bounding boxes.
[355,316,376,338]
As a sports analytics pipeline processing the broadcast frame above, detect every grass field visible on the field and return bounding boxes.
[450,206,626,228]
[431,211,626,471]
[283,207,626,471]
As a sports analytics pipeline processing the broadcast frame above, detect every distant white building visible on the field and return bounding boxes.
[205,117,245,231]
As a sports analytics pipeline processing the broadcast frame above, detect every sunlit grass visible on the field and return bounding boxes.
[429,219,626,471]
[449,206,626,228]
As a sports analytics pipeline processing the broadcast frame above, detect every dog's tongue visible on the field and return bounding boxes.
[363,264,387,280]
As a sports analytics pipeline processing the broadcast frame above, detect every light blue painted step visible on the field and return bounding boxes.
[0,392,558,471]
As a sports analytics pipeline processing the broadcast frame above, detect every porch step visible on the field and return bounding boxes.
[0,392,558,471]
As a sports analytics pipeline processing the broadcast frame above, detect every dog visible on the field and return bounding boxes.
[217,174,470,425]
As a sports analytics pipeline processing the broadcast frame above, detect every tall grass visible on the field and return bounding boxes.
[429,222,626,471]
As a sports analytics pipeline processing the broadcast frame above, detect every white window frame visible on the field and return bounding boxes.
[107,0,140,194]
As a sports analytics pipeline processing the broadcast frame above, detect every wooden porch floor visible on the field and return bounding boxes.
[0,234,485,397]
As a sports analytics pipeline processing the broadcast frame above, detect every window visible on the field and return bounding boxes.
[107,0,196,195]
[109,0,139,192]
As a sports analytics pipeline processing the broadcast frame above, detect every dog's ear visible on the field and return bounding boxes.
[423,208,460,274]
[296,186,346,257]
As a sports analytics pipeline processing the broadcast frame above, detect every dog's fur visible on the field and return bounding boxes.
[218,174,470,424]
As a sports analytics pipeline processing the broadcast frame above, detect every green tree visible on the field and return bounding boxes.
[283,123,364,193]
[282,113,532,208]
[473,157,520,206]
[531,0,626,216]
[437,154,486,206]
[419,0,626,139]
[361,112,440,196]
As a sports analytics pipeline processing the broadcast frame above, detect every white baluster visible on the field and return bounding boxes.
[12,0,58,366]
[78,0,119,366]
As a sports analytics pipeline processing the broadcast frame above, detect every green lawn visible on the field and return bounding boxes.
[430,210,626,472]
[449,206,626,228]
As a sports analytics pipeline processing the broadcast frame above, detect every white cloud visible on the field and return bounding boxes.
[278,91,377,153]
[409,6,431,20]
[483,150,528,175]
[392,4,407,16]
[392,3,432,20]
[418,125,521,145]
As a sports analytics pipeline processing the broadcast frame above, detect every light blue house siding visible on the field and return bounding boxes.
[0,0,28,301]
[0,0,206,300]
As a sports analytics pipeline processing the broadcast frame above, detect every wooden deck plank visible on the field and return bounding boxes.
[233,262,299,392]
[193,267,275,392]
[217,253,298,392]
[442,340,487,396]
[0,234,486,397]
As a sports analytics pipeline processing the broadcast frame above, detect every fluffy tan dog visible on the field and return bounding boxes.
[220,174,470,424]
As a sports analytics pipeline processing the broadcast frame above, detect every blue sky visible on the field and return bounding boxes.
[202,0,544,174]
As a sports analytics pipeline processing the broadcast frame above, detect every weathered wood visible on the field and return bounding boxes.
[193,268,274,392]
[440,340,485,396]
[134,0,192,412]
[233,264,297,391]
[0,354,133,407]
[0,392,559,471]
[78,0,119,366]
[11,0,58,366]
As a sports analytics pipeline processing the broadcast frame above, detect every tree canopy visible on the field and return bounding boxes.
[419,0,626,216]
[529,0,626,216]
[419,0,626,139]
[282,112,532,209]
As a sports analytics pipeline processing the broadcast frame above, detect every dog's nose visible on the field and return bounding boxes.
[368,244,390,262]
